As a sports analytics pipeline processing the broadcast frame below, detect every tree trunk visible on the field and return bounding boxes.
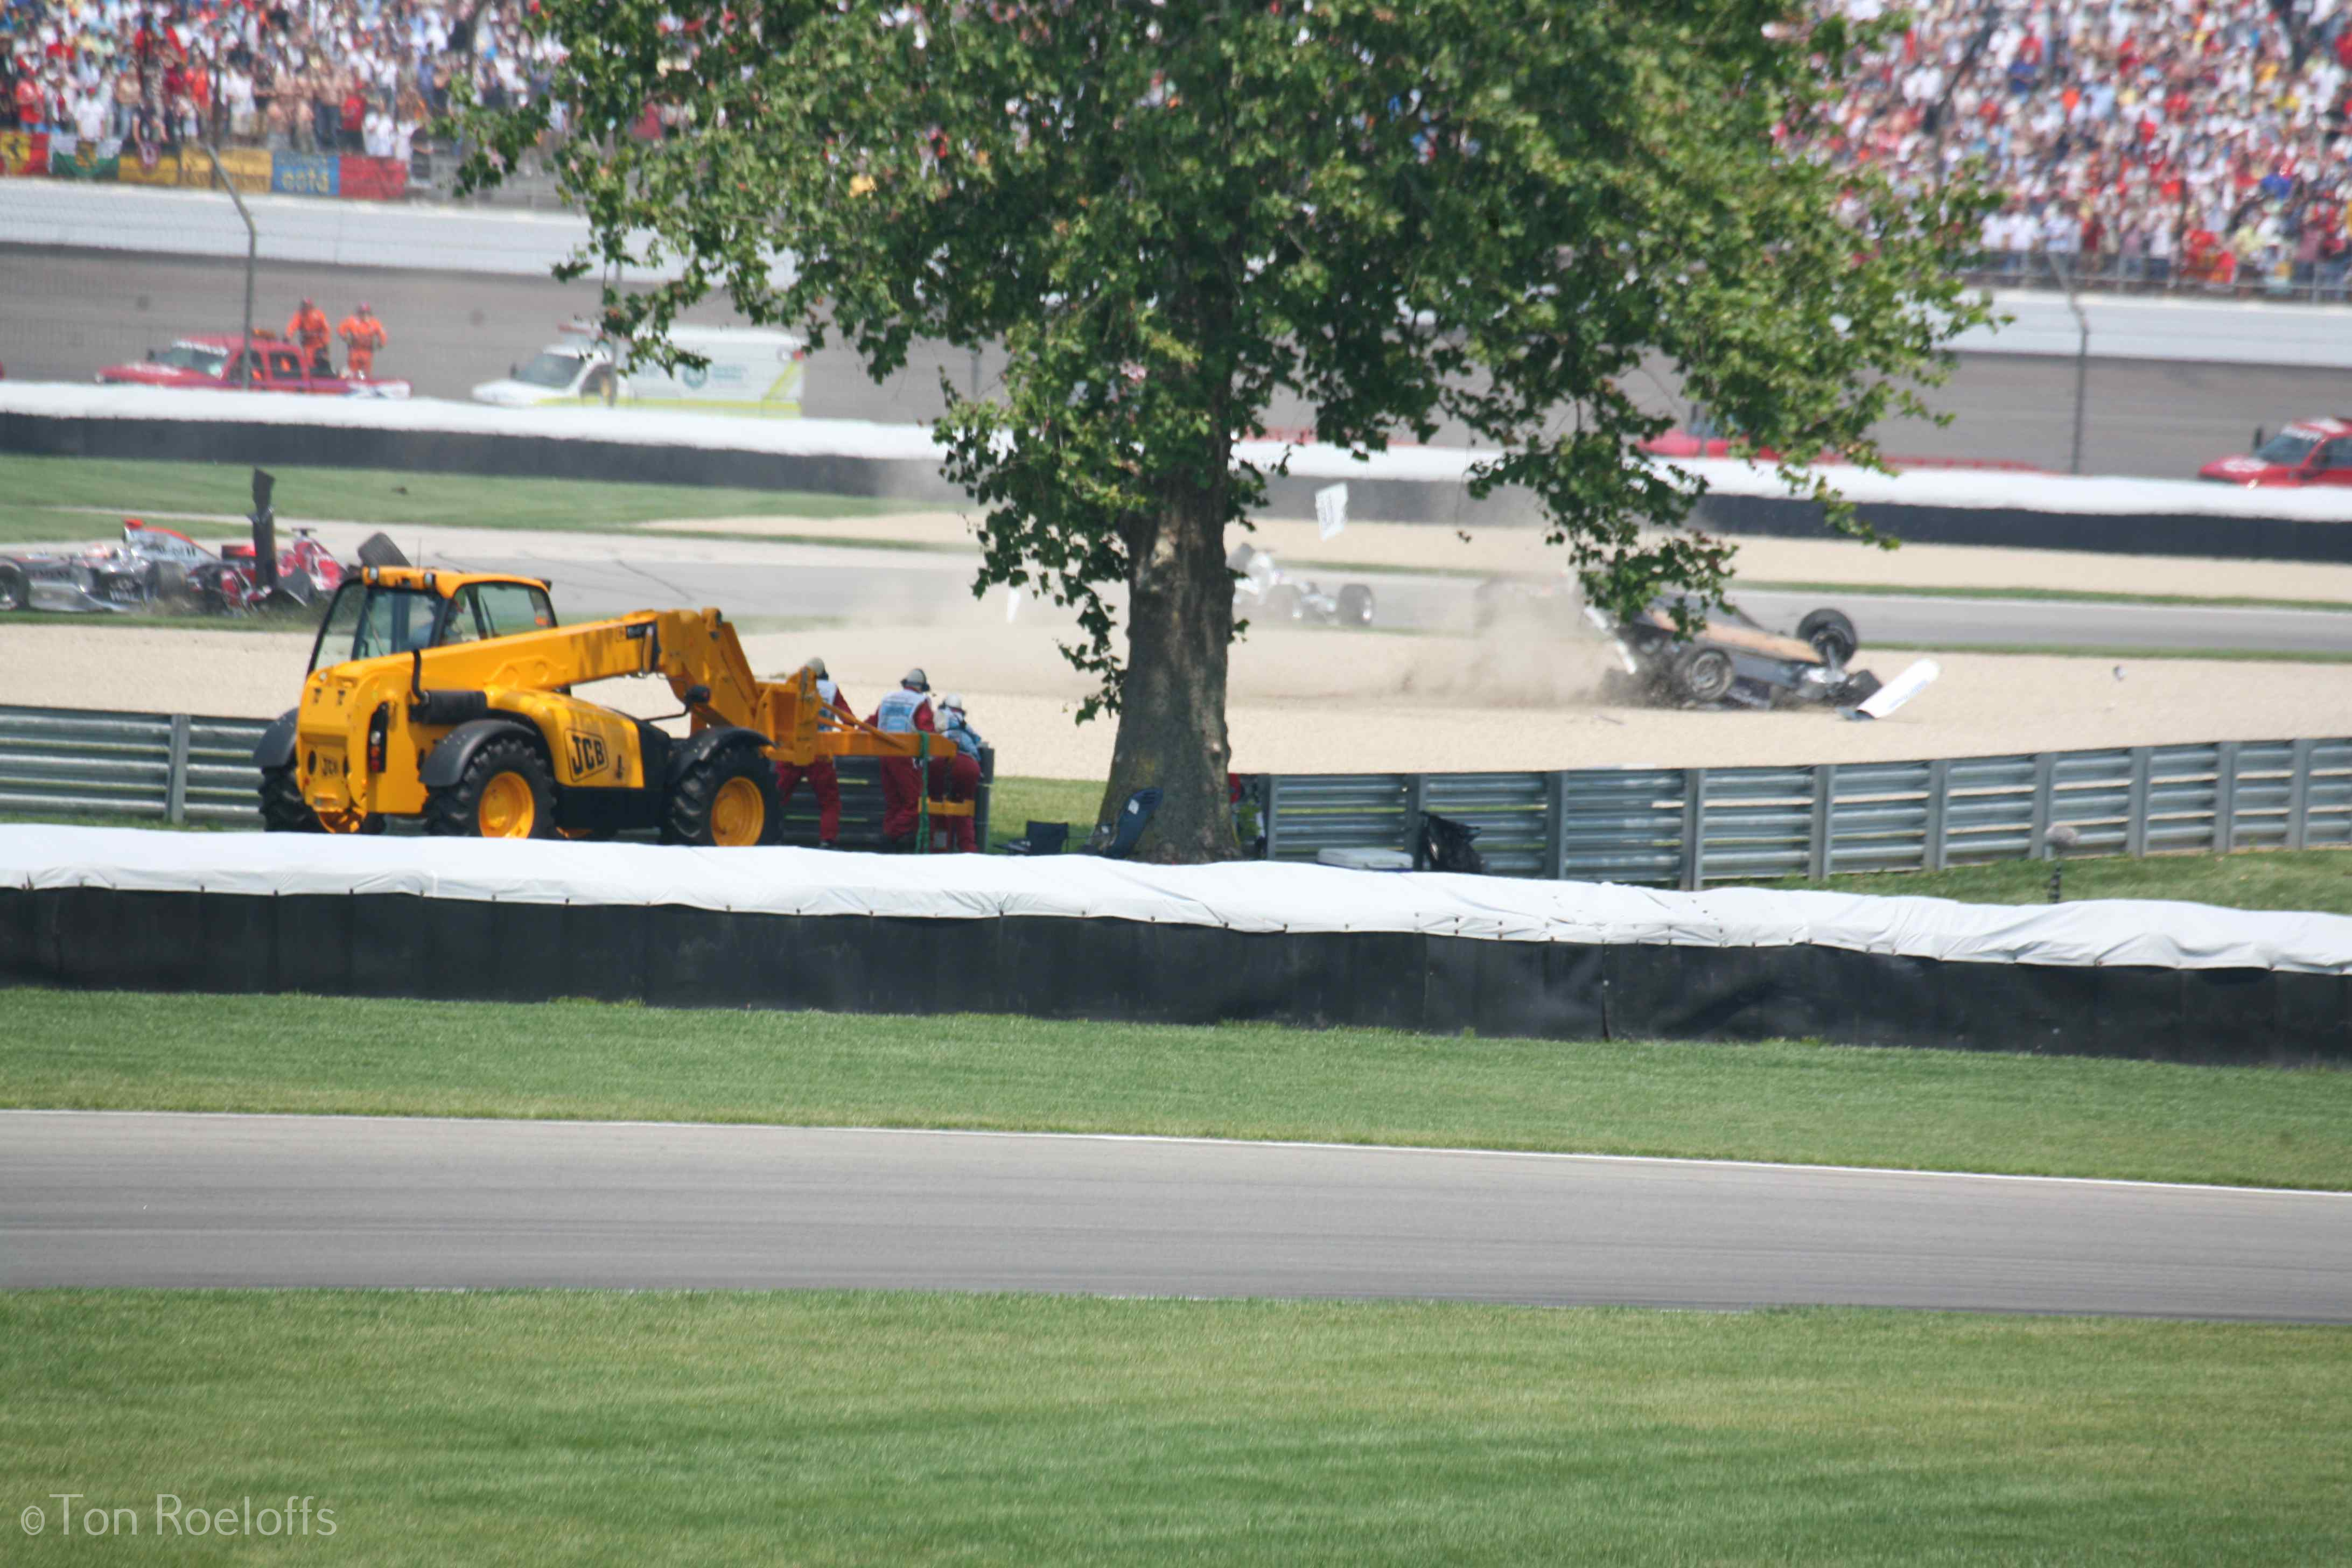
[1097,478,1237,863]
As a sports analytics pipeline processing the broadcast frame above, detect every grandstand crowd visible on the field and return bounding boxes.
[0,1,564,167]
[1827,0,2352,291]
[6,0,2352,294]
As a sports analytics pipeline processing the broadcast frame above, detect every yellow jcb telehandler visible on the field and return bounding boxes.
[255,564,944,844]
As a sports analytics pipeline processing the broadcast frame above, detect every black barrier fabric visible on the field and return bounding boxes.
[0,412,967,506]
[1693,492,2352,565]
[0,887,2340,1064]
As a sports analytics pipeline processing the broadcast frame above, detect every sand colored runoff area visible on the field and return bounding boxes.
[644,509,2352,604]
[7,507,2348,785]
[5,591,2348,781]
[29,505,2352,603]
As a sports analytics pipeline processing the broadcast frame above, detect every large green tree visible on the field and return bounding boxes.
[462,1,1986,862]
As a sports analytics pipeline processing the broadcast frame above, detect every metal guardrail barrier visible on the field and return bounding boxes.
[1257,739,2352,887]
[0,704,990,847]
[0,704,270,826]
[11,702,2344,882]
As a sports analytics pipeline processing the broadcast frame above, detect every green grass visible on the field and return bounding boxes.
[0,453,909,539]
[6,988,2347,1187]
[1783,845,2352,915]
[2,1291,2344,1565]
[987,773,1108,848]
[0,605,325,634]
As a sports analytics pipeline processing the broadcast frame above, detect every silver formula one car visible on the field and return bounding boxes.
[1230,544,1375,628]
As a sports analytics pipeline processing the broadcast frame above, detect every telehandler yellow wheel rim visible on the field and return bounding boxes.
[711,776,766,846]
[477,772,537,838]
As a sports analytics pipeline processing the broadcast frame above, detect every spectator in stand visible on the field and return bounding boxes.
[1810,0,2352,291]
[109,61,137,141]
[307,65,335,153]
[13,59,43,130]
[222,56,253,144]
[70,74,102,142]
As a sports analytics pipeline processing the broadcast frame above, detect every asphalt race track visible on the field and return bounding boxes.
[440,547,2352,654]
[2,244,2344,478]
[5,1112,2347,1319]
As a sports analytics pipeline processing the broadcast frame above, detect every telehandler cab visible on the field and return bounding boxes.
[255,564,944,844]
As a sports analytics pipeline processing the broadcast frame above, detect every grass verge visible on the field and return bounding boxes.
[986,774,1105,848]
[1781,845,2352,915]
[5,988,2347,1187]
[0,453,907,538]
[0,606,324,634]
[3,1291,2346,1566]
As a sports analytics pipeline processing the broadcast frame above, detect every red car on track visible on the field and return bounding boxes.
[95,333,410,399]
[2197,418,2352,486]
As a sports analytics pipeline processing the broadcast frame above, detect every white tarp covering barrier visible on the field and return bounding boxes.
[5,825,2349,975]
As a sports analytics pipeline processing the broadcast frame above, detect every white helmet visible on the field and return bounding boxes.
[940,692,965,720]
[902,667,929,691]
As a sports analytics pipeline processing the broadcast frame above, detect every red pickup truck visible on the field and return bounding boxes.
[95,334,410,399]
[2197,418,2352,486]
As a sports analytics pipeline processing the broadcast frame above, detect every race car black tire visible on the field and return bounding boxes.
[258,764,324,832]
[1338,584,1375,626]
[425,735,557,839]
[0,564,26,613]
[1672,646,1737,704]
[1797,608,1859,666]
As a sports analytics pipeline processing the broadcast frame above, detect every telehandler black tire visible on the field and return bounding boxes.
[258,764,323,832]
[664,746,781,848]
[425,734,556,839]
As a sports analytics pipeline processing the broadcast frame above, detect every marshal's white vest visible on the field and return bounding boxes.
[874,687,927,733]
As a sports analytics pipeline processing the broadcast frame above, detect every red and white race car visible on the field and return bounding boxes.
[95,333,410,399]
[122,520,346,609]
[0,521,348,617]
[2197,418,2352,486]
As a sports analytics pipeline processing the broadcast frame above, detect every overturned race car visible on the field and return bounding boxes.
[1589,595,1902,711]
